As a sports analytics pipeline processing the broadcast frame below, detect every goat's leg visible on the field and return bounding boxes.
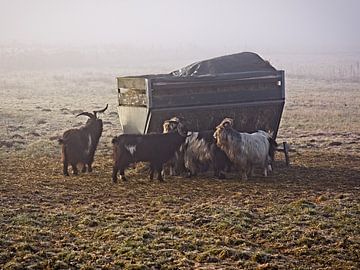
[241,169,248,181]
[149,164,154,180]
[226,163,232,173]
[81,163,87,173]
[119,168,127,181]
[186,169,197,178]
[156,165,164,182]
[161,164,168,180]
[218,172,226,179]
[249,166,255,177]
[63,161,69,176]
[214,169,226,179]
[62,146,69,176]
[87,163,93,173]
[169,165,175,176]
[174,155,185,176]
[266,155,273,174]
[187,162,197,178]
[263,166,268,177]
[213,161,226,179]
[112,165,118,183]
[71,164,78,175]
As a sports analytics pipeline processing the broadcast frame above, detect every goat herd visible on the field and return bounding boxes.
[59,105,277,183]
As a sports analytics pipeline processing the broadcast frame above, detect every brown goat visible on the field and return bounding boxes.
[59,104,108,176]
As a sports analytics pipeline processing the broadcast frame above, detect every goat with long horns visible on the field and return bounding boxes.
[59,104,108,176]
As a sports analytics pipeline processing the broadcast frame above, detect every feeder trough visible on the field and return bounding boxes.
[116,52,285,139]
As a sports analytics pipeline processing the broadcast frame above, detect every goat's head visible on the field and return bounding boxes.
[176,121,188,137]
[76,104,108,137]
[213,117,234,146]
[162,116,186,133]
[216,117,234,130]
[163,120,178,133]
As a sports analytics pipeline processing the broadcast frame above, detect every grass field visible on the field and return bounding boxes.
[1,68,360,269]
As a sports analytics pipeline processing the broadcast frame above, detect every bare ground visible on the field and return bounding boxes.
[0,70,360,269]
[1,151,359,269]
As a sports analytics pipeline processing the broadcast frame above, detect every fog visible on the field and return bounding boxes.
[1,0,360,73]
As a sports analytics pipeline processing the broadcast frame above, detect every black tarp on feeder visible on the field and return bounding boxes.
[170,52,276,77]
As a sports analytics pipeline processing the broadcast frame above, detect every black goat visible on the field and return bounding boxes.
[59,104,108,176]
[111,122,188,182]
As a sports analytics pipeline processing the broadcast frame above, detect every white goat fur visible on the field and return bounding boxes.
[214,126,270,180]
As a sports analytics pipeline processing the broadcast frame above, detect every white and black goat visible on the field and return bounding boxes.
[111,122,188,182]
[163,117,231,179]
[213,118,274,180]
[59,104,108,176]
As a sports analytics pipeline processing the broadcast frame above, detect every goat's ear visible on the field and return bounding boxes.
[213,130,217,139]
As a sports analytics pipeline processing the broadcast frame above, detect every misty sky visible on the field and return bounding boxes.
[1,0,359,53]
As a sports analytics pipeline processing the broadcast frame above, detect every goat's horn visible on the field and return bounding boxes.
[219,118,234,127]
[168,119,179,124]
[76,112,95,118]
[168,116,180,123]
[93,104,108,116]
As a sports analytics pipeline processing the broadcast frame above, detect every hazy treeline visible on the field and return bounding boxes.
[1,45,360,82]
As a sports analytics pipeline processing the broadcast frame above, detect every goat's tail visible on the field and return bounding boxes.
[111,137,118,144]
[58,138,65,145]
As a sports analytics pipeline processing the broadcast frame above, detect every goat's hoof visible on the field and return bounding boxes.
[112,179,118,183]
[218,173,226,180]
[63,173,70,177]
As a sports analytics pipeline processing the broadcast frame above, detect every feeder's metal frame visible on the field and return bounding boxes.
[116,70,285,140]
